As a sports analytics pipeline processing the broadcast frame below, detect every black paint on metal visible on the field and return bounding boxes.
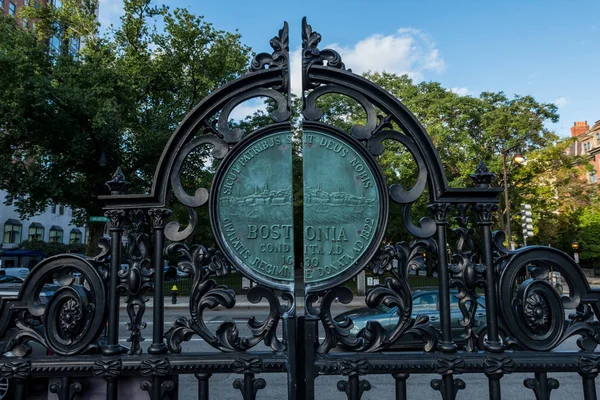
[0,17,599,400]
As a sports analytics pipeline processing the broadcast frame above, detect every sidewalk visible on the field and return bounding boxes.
[119,295,367,310]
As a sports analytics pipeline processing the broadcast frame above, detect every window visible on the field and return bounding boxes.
[70,228,83,244]
[51,202,56,213]
[3,219,22,244]
[590,170,597,184]
[59,205,64,215]
[8,2,15,16]
[28,223,44,241]
[49,226,63,243]
[69,37,80,56]
[0,0,4,11]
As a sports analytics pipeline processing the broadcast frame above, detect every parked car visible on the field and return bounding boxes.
[0,275,58,303]
[0,267,29,279]
[334,288,492,349]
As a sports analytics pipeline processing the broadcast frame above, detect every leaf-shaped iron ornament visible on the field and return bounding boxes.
[164,243,288,353]
[308,239,438,353]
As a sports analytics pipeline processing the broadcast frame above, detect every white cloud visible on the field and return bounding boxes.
[98,0,124,29]
[289,27,445,95]
[228,98,268,121]
[451,87,471,96]
[554,97,568,108]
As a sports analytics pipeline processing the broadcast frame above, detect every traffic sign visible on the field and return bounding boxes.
[89,216,109,223]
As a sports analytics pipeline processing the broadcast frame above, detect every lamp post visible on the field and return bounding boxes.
[501,147,524,250]
[572,241,580,264]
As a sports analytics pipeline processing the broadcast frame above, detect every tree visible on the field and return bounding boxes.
[309,72,594,257]
[0,0,251,252]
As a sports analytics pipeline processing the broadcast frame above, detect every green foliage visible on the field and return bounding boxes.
[0,1,251,227]
[574,206,600,270]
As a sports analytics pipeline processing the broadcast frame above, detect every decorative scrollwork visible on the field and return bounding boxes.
[164,243,288,352]
[484,357,515,375]
[233,358,263,374]
[430,378,466,400]
[497,246,600,351]
[0,255,107,356]
[435,357,466,375]
[308,239,438,353]
[250,21,289,93]
[448,204,486,351]
[170,134,229,209]
[0,361,30,379]
[303,85,376,140]
[302,17,347,90]
[217,88,291,143]
[337,377,371,400]
[92,359,122,379]
[49,379,82,400]
[233,374,266,400]
[578,356,600,375]
[118,209,152,355]
[140,359,171,376]
[148,208,172,228]
[524,373,560,400]
[141,379,175,400]
[339,359,370,376]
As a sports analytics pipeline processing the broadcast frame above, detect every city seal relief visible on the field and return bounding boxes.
[303,130,381,283]
[213,131,294,282]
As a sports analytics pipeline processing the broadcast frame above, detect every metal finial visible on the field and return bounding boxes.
[470,161,495,187]
[105,167,130,195]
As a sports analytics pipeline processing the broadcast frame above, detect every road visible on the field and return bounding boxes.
[112,306,600,400]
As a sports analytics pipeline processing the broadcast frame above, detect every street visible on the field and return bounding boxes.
[114,305,599,399]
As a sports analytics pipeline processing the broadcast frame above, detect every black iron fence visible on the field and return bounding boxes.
[1,18,599,400]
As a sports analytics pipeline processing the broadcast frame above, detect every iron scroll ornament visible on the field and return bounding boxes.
[164,242,293,353]
[496,239,600,351]
[0,254,107,356]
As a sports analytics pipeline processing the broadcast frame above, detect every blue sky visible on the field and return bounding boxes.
[99,0,599,137]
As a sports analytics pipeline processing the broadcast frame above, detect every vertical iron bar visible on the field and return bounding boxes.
[152,376,161,400]
[106,380,118,400]
[393,373,408,400]
[477,203,502,352]
[195,373,211,400]
[304,317,317,400]
[286,313,297,400]
[430,203,456,353]
[103,210,125,356]
[487,375,502,400]
[13,379,26,400]
[581,374,597,400]
[443,375,454,400]
[348,375,359,400]
[148,208,171,355]
[296,315,306,400]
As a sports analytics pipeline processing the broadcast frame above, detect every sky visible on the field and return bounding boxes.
[98,0,600,137]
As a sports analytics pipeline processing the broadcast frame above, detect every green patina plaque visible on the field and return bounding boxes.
[215,131,294,282]
[303,131,380,283]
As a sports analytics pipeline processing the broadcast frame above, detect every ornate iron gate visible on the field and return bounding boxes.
[1,18,600,400]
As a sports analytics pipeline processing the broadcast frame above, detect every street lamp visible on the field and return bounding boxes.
[572,241,580,264]
[502,147,525,250]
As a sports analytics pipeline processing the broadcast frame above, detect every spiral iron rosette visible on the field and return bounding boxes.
[498,246,600,351]
[0,255,107,356]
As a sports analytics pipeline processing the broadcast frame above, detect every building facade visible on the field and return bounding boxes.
[568,120,600,183]
[1,189,87,252]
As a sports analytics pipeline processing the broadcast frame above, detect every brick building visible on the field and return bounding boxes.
[568,120,600,183]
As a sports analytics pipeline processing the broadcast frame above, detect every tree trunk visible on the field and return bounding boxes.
[86,223,106,256]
